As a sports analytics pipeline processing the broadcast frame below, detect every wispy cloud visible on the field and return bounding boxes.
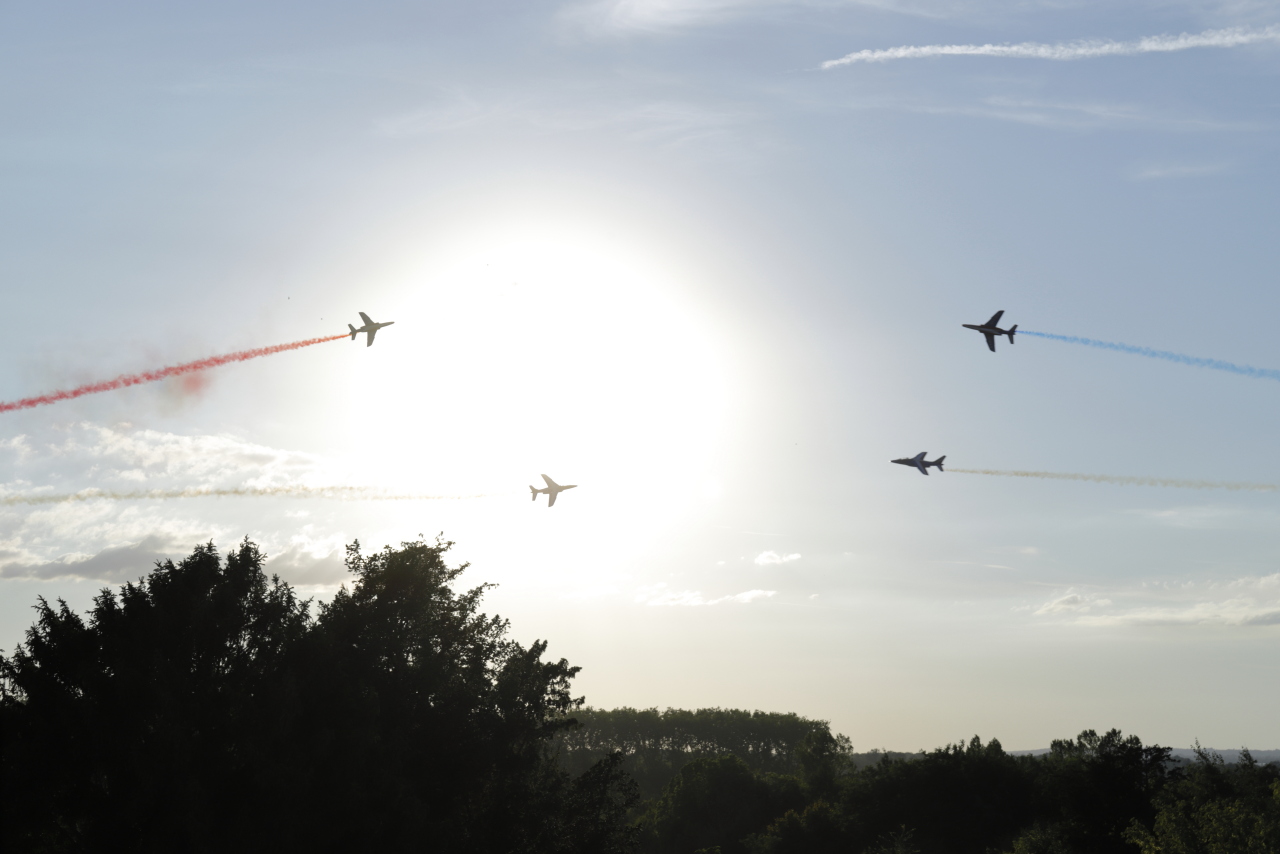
[560,0,773,35]
[634,582,777,605]
[837,93,1253,131]
[754,550,801,565]
[376,94,747,151]
[823,24,1280,67]
[561,0,1054,34]
[1077,600,1280,627]
[0,423,351,582]
[1032,574,1280,627]
[0,535,180,582]
[1034,591,1112,615]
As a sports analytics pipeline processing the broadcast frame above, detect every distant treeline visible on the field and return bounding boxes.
[3,538,1277,854]
[557,707,914,800]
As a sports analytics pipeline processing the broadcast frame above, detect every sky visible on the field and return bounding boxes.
[1,0,1278,751]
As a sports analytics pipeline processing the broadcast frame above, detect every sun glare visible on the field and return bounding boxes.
[325,220,731,566]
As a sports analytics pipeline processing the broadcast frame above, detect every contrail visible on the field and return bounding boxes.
[0,333,349,414]
[1,486,498,507]
[1020,331,1280,382]
[823,25,1280,67]
[951,469,1276,492]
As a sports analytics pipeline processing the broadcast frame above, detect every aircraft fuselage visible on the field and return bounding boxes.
[891,452,946,476]
[963,310,1017,352]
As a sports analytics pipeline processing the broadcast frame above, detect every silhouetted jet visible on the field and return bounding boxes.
[891,452,946,476]
[963,310,1017,352]
[349,312,395,347]
[530,474,577,507]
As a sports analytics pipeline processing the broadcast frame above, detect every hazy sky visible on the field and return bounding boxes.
[2,1,1278,751]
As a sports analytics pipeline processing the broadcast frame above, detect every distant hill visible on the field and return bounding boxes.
[1011,747,1280,765]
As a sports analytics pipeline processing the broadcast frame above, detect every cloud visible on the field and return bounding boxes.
[0,423,358,583]
[376,96,746,151]
[1131,162,1229,180]
[841,94,1252,132]
[1033,573,1280,627]
[265,538,349,587]
[0,535,179,582]
[561,0,765,34]
[1077,601,1280,627]
[1034,591,1111,615]
[560,0,1035,34]
[0,422,328,491]
[723,589,777,603]
[823,24,1280,67]
[754,550,801,565]
[634,583,777,605]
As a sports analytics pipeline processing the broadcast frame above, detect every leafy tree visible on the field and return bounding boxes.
[1,537,637,854]
[1125,746,1280,854]
[1,539,310,852]
[1001,823,1076,854]
[637,754,806,854]
[1027,728,1173,853]
[836,735,1032,853]
[743,801,848,854]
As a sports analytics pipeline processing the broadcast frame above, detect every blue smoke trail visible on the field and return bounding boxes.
[1020,331,1280,382]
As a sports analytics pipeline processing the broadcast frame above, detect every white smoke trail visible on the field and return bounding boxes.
[823,25,1280,68]
[951,469,1276,492]
[1,486,500,507]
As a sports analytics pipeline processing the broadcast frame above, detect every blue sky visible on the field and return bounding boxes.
[2,1,1278,750]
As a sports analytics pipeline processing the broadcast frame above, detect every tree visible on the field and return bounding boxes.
[638,754,805,854]
[1,537,637,854]
[1125,746,1280,854]
[558,706,843,800]
[837,735,1032,854]
[1028,728,1173,853]
[1,539,310,853]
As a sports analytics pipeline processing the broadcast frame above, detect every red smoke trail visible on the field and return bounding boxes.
[0,334,348,414]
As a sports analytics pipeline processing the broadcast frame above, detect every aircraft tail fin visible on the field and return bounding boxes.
[348,324,357,341]
[936,455,945,471]
[530,485,538,501]
[1008,324,1017,343]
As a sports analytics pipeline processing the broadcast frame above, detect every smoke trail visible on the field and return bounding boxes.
[1,486,497,507]
[822,24,1280,67]
[951,469,1276,492]
[0,333,349,414]
[1020,331,1280,382]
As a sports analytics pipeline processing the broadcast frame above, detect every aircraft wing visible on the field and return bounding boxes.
[547,491,557,507]
[359,311,374,325]
[984,333,996,352]
[541,474,559,489]
[366,328,377,347]
[916,461,929,475]
[985,310,1004,327]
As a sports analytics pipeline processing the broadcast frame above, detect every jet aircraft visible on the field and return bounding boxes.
[891,452,946,476]
[349,312,395,347]
[530,474,577,507]
[962,310,1017,352]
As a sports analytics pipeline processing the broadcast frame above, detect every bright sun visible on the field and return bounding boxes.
[326,219,731,557]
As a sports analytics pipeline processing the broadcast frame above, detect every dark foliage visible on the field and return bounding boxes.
[638,730,1277,854]
[5,536,1277,854]
[557,706,849,800]
[1024,728,1173,853]
[1125,745,1280,853]
[1,538,637,854]
[636,754,806,854]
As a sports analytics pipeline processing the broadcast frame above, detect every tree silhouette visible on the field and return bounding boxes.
[1,538,637,854]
